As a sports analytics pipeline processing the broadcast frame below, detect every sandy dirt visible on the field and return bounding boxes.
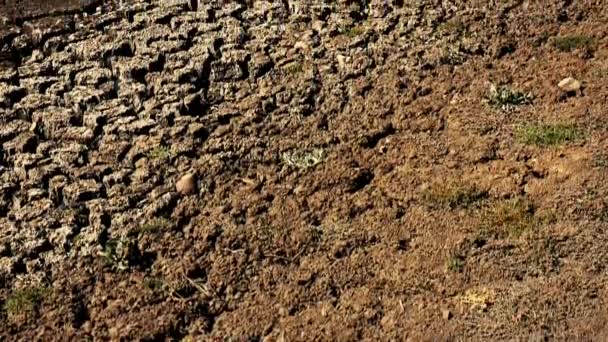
[1,0,608,341]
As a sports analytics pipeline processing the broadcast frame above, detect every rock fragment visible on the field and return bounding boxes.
[558,77,581,92]
[176,173,197,195]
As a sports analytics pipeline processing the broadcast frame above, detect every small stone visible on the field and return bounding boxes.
[336,55,347,70]
[312,20,325,33]
[81,321,92,333]
[0,257,17,276]
[29,50,44,63]
[442,309,452,320]
[558,77,581,92]
[176,173,197,195]
[293,185,306,195]
[294,41,310,52]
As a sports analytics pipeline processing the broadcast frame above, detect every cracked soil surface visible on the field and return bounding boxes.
[1,0,608,341]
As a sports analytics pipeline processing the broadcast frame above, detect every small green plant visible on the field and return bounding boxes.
[447,255,465,272]
[478,199,539,239]
[4,287,50,316]
[100,238,138,272]
[147,146,173,160]
[487,84,533,111]
[516,123,581,146]
[285,61,303,74]
[342,25,365,38]
[554,35,595,52]
[423,182,487,209]
[138,218,171,235]
[281,148,326,170]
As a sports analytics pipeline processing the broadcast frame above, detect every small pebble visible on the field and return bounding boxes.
[176,173,197,195]
[336,54,347,70]
[294,41,310,52]
[558,77,581,92]
[442,309,452,320]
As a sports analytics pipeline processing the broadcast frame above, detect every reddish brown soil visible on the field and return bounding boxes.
[1,1,608,341]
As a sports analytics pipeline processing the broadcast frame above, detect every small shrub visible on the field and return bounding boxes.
[147,146,173,161]
[487,84,533,111]
[281,148,326,171]
[100,238,139,272]
[342,25,365,37]
[285,61,303,74]
[516,123,581,146]
[447,255,465,272]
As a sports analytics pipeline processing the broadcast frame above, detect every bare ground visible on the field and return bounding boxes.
[1,1,608,341]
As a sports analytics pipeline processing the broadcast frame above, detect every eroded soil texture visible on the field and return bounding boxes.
[1,0,608,340]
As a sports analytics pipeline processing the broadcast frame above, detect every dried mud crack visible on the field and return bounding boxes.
[1,1,608,341]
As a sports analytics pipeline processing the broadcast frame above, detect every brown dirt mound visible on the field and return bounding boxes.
[1,0,608,341]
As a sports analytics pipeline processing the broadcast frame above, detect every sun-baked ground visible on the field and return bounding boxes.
[1,1,608,341]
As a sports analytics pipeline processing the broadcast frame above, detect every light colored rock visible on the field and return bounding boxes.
[176,173,197,195]
[0,257,17,277]
[29,50,44,63]
[312,20,325,33]
[558,77,581,92]
[336,54,348,70]
[294,41,310,52]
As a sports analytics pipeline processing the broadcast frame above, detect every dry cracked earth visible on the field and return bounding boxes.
[1,0,608,341]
